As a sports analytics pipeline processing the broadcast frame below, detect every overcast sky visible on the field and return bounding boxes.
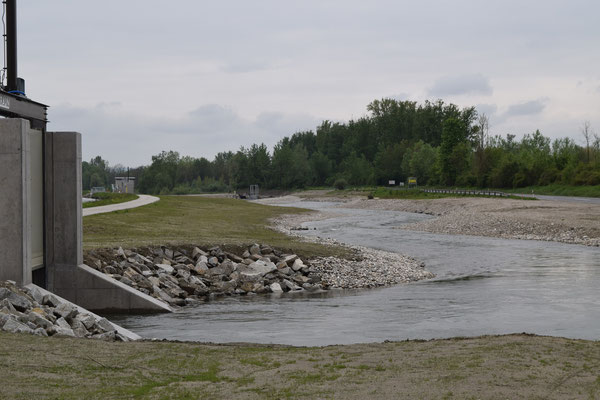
[15,0,600,167]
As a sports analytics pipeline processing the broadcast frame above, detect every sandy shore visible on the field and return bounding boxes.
[261,192,600,247]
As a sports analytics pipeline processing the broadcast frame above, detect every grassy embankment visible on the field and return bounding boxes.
[302,184,600,199]
[83,192,139,208]
[500,183,600,198]
[83,195,347,258]
[1,331,599,399]
[299,187,534,200]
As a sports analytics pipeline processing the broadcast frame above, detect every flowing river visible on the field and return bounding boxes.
[112,200,600,346]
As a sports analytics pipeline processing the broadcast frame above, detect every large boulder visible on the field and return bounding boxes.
[207,260,237,277]
[54,302,78,320]
[0,288,32,312]
[54,317,76,337]
[249,244,261,256]
[269,282,283,293]
[2,317,34,334]
[156,264,174,274]
[244,260,277,276]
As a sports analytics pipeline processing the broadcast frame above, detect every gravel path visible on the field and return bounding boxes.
[83,195,160,216]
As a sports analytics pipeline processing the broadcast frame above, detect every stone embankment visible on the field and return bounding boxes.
[84,242,433,307]
[0,281,128,341]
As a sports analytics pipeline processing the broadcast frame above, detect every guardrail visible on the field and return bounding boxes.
[422,188,509,197]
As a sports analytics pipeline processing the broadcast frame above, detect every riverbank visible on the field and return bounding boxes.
[274,191,600,247]
[1,331,598,399]
[345,197,600,247]
[82,241,432,308]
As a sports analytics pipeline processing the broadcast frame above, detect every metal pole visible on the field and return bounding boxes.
[6,0,17,92]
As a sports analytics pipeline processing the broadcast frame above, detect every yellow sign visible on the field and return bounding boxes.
[408,178,417,184]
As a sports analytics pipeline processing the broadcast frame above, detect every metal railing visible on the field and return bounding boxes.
[421,188,509,197]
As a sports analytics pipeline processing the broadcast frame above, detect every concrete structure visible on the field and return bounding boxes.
[0,119,171,313]
[114,177,135,194]
[0,119,40,285]
[249,184,259,200]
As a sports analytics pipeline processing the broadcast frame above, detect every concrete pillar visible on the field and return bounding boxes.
[0,119,33,285]
[45,131,83,291]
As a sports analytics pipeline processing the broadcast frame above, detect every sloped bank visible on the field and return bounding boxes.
[83,242,433,308]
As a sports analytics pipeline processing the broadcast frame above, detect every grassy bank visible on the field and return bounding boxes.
[83,192,139,208]
[300,184,600,199]
[83,195,347,258]
[500,184,600,198]
[1,332,598,399]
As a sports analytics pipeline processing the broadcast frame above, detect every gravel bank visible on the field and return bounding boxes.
[270,213,434,288]
[340,197,600,246]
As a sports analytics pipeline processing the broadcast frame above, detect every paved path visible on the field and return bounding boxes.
[83,195,160,216]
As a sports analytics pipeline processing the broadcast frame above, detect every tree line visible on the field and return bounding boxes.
[82,98,600,194]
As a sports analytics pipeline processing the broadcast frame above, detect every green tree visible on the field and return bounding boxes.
[439,118,470,185]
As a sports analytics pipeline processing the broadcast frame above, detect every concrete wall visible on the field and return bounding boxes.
[51,264,172,313]
[1,123,171,313]
[44,131,171,313]
[0,119,32,285]
[44,131,83,283]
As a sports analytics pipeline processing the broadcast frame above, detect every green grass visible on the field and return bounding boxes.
[1,332,599,399]
[83,192,139,208]
[369,187,534,200]
[301,184,600,199]
[83,195,349,258]
[499,184,600,198]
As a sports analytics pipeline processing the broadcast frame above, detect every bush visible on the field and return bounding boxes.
[537,168,558,186]
[512,171,528,188]
[334,178,347,190]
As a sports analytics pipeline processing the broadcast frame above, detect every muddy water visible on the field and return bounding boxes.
[112,200,600,345]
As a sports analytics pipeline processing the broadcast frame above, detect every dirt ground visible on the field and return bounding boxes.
[1,332,599,399]
[275,191,600,247]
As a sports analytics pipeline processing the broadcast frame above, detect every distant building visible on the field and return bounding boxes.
[249,184,259,200]
[114,177,135,194]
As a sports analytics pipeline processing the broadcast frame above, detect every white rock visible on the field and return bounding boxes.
[269,283,283,292]
[156,264,174,274]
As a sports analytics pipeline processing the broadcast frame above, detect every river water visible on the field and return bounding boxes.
[112,200,600,346]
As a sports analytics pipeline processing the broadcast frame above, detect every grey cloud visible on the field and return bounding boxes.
[429,74,493,96]
[504,99,547,118]
[49,103,320,167]
[390,93,411,102]
[220,61,271,74]
[476,104,498,117]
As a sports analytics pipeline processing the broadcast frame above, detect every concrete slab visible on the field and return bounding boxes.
[52,264,173,314]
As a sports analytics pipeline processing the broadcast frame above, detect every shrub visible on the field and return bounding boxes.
[334,178,347,190]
